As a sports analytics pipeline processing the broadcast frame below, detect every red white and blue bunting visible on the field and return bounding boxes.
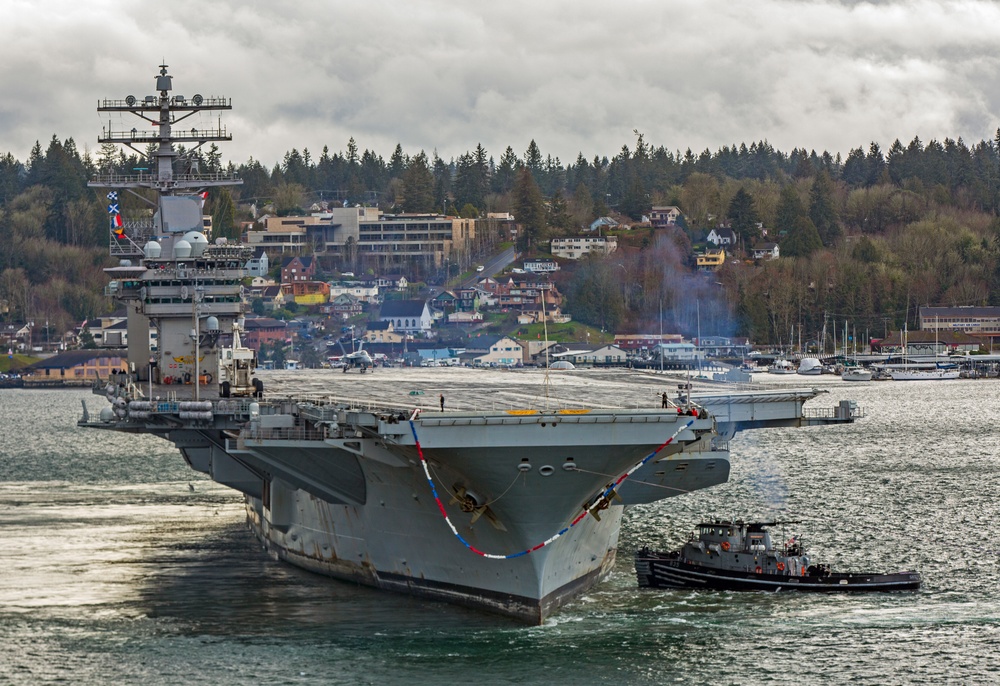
[407,416,695,560]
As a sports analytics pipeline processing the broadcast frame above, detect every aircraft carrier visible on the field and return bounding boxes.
[79,66,861,623]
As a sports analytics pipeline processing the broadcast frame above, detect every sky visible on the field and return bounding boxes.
[2,0,1000,169]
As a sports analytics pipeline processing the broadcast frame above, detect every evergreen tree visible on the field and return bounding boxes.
[727,187,760,244]
[775,184,822,257]
[524,140,543,185]
[211,188,238,240]
[512,167,546,251]
[494,146,519,195]
[547,189,572,233]
[808,170,840,246]
[389,144,406,178]
[400,152,435,213]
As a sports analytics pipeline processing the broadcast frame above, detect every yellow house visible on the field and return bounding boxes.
[696,250,725,269]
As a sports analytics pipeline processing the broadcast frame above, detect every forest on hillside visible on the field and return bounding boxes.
[3,130,1000,346]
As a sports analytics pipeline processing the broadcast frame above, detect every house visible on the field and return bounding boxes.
[696,250,726,269]
[655,342,707,362]
[589,217,619,232]
[365,321,406,344]
[468,335,523,366]
[257,285,286,312]
[379,300,433,334]
[242,317,288,350]
[329,282,381,304]
[279,281,330,306]
[431,290,459,312]
[706,228,737,247]
[374,274,409,291]
[447,310,484,324]
[78,316,158,351]
[550,236,617,260]
[650,206,682,228]
[245,247,270,277]
[551,344,628,366]
[281,256,316,284]
[614,333,684,352]
[326,293,363,318]
[523,258,559,273]
[455,287,482,312]
[751,242,780,260]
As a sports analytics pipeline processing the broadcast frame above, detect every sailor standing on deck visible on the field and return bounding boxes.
[661,391,669,408]
[440,393,445,412]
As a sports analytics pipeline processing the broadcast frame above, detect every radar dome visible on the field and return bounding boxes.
[215,237,228,245]
[99,406,115,422]
[119,259,132,267]
[143,241,162,259]
[173,239,192,259]
[205,316,220,332]
[182,231,209,257]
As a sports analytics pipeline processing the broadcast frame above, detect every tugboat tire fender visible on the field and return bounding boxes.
[776,562,785,572]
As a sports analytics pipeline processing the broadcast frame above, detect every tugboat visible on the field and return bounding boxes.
[635,519,920,592]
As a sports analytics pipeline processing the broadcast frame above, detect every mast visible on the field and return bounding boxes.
[89,66,248,397]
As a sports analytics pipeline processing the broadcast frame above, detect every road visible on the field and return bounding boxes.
[458,246,517,288]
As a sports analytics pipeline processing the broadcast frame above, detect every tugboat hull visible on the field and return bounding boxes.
[635,552,920,592]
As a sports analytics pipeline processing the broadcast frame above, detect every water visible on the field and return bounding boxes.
[1,380,999,684]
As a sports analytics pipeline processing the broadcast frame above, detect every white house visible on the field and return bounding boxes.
[751,242,780,260]
[552,344,627,365]
[330,283,381,303]
[650,206,682,228]
[589,216,619,232]
[447,311,484,324]
[550,236,618,260]
[706,228,737,247]
[245,247,270,277]
[472,335,523,366]
[655,342,707,362]
[523,258,559,273]
[379,300,433,334]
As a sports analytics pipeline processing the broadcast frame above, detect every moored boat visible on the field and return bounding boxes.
[635,519,920,592]
[841,365,872,382]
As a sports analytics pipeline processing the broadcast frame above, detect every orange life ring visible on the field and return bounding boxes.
[776,562,785,572]
[755,566,762,574]
[721,541,730,552]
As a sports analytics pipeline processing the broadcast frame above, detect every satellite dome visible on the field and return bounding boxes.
[173,239,192,259]
[143,241,162,259]
[182,231,209,257]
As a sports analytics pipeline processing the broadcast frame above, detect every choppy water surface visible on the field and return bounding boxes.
[1,378,999,684]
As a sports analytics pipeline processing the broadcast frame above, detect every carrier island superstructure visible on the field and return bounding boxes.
[80,66,863,623]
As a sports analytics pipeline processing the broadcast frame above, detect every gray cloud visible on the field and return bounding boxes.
[1,0,998,167]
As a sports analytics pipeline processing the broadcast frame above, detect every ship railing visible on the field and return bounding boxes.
[257,391,711,416]
[803,405,865,420]
[90,171,240,185]
[242,426,328,443]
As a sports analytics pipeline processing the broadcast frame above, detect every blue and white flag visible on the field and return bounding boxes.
[107,203,120,215]
[106,191,118,201]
